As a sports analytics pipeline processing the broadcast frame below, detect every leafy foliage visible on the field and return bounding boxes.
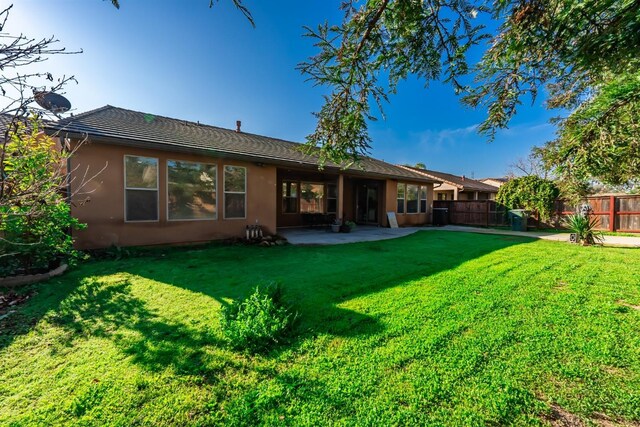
[0,116,85,275]
[496,176,559,221]
[220,283,296,353]
[565,213,604,245]
[535,72,640,191]
[298,0,488,166]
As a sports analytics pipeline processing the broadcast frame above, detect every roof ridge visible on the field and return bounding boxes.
[95,104,311,149]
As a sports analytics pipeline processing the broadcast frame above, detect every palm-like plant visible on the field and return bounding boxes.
[565,213,604,245]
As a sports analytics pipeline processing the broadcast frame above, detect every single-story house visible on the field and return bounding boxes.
[398,166,499,201]
[48,106,439,249]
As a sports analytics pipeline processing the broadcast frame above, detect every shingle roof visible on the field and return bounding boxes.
[398,166,499,193]
[47,105,437,183]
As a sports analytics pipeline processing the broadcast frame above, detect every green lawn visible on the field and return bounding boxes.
[1,231,639,426]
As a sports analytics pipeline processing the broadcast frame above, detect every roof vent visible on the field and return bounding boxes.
[236,120,241,133]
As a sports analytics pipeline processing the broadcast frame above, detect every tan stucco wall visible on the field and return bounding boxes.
[384,180,433,227]
[69,141,277,249]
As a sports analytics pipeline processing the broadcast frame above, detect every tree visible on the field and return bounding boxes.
[0,5,87,275]
[533,71,640,193]
[298,0,488,165]
[414,162,427,170]
[109,0,255,26]
[0,5,77,119]
[506,153,548,180]
[299,0,640,178]
[0,117,85,275]
[496,175,559,221]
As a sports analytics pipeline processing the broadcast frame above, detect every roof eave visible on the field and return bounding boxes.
[49,128,438,183]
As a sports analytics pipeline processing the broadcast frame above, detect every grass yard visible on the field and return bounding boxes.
[1,231,639,426]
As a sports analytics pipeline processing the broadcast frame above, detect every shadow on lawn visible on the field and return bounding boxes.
[122,231,533,344]
[1,231,533,370]
[47,276,228,379]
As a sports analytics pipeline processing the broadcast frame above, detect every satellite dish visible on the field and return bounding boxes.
[34,91,71,114]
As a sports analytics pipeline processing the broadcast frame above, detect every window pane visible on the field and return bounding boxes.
[397,183,405,213]
[225,193,245,218]
[327,184,337,199]
[168,161,216,220]
[420,186,427,213]
[283,197,298,213]
[126,189,158,221]
[300,183,324,213]
[125,156,157,188]
[224,166,246,192]
[407,184,419,213]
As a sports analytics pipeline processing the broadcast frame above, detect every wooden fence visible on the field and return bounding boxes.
[433,195,640,232]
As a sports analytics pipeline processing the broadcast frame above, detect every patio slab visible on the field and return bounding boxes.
[278,224,640,247]
[278,226,422,245]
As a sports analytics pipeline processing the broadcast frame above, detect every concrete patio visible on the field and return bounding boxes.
[278,224,640,247]
[278,225,422,245]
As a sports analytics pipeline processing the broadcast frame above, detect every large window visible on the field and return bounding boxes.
[167,160,216,220]
[300,183,324,213]
[224,165,246,219]
[124,155,158,221]
[282,181,299,213]
[420,186,428,213]
[397,183,405,214]
[407,184,419,214]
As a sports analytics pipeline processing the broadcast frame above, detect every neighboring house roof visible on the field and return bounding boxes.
[47,105,438,183]
[479,177,509,185]
[398,166,499,193]
[480,177,508,182]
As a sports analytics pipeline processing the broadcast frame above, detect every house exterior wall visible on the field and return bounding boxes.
[68,141,277,249]
[384,180,433,227]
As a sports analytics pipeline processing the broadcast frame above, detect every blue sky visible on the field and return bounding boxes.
[10,0,557,178]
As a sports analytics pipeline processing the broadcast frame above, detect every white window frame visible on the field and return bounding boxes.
[397,183,406,214]
[406,184,420,214]
[124,155,159,223]
[223,165,247,220]
[166,159,217,222]
[419,185,428,213]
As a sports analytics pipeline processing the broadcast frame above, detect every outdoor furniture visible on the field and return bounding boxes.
[301,213,336,228]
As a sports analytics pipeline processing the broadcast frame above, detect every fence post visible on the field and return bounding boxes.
[609,195,615,232]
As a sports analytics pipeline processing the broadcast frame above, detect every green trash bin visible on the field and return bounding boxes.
[509,209,529,231]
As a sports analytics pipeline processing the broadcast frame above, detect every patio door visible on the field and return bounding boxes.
[356,183,379,224]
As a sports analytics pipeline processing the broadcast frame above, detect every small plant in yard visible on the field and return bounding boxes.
[220,283,296,353]
[565,213,604,245]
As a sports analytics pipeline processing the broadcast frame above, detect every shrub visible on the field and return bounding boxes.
[496,176,559,221]
[0,116,85,276]
[220,284,295,353]
[565,213,604,245]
